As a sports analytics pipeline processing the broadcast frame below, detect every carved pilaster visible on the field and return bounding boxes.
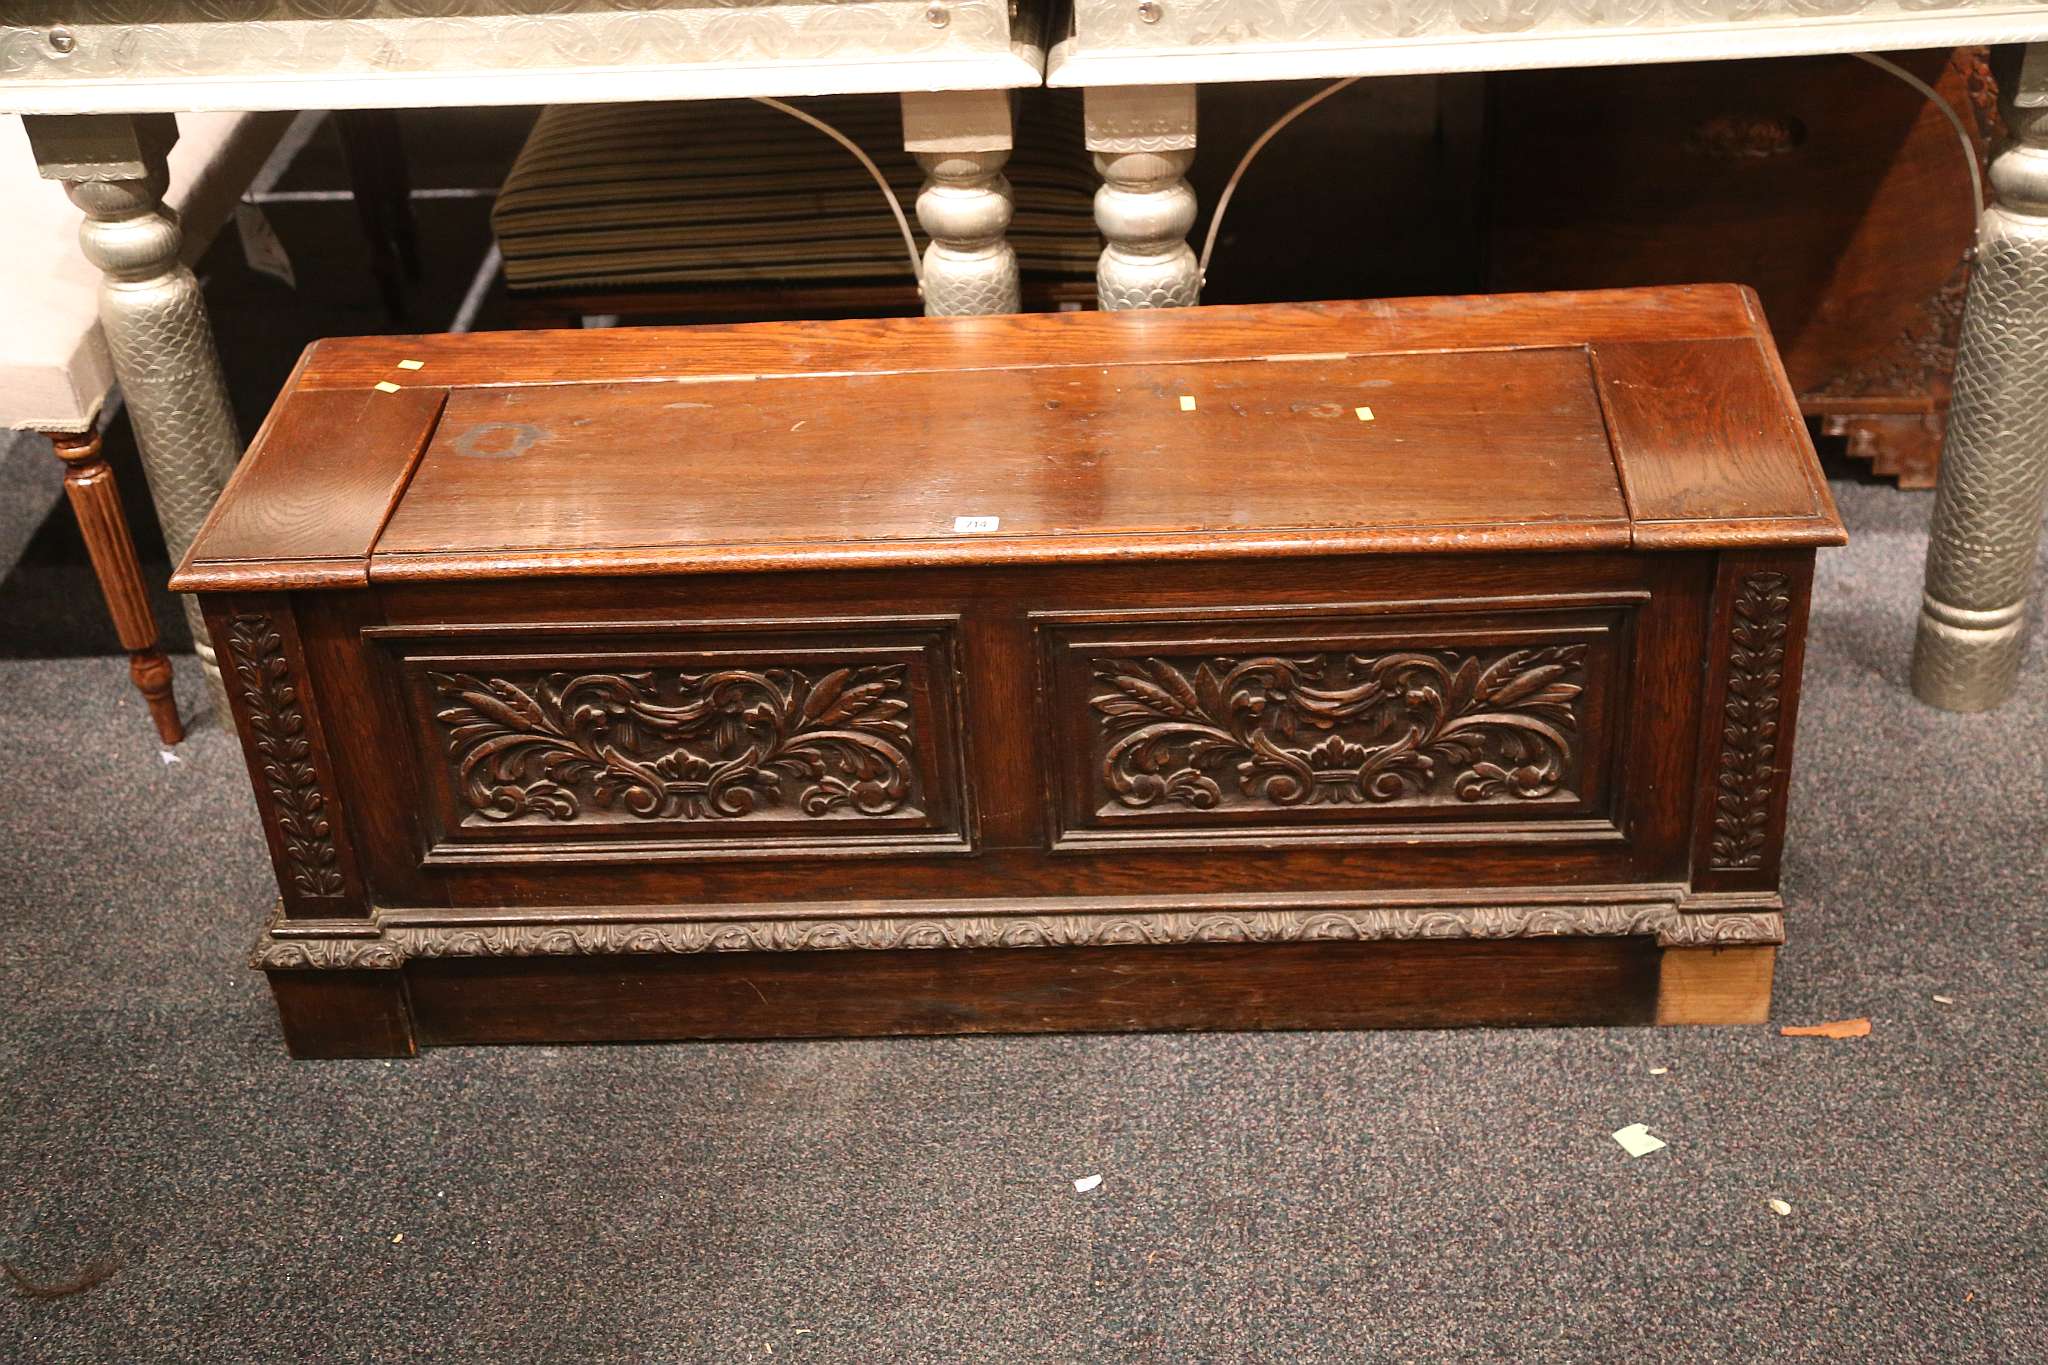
[902,90,1019,317]
[25,114,243,708]
[1915,44,2048,711]
[213,599,365,917]
[1693,555,1812,892]
[1084,84,1200,311]
[1709,572,1791,872]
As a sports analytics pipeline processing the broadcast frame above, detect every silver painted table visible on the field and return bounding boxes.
[1049,4,2048,711]
[0,0,1046,696]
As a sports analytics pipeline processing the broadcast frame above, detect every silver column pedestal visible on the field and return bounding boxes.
[1915,45,2048,711]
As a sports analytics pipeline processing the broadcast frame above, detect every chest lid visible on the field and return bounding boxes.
[173,286,1842,592]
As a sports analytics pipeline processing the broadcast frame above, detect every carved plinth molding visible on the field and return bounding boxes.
[1709,573,1791,872]
[253,893,1785,971]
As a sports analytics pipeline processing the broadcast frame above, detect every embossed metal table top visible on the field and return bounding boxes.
[1048,0,2048,85]
[0,0,1043,114]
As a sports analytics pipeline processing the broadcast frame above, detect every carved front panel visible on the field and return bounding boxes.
[1042,607,1632,850]
[380,622,969,863]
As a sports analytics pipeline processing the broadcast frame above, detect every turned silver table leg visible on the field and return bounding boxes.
[1914,46,2048,711]
[25,113,242,705]
[1084,84,1199,311]
[902,90,1019,317]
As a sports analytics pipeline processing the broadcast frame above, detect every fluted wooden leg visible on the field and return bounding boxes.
[1914,45,2048,711]
[45,428,184,745]
[25,114,242,710]
[1084,84,1199,311]
[902,90,1019,317]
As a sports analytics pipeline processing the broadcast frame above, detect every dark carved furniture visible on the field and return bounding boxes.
[173,287,1843,1057]
[1488,49,1995,488]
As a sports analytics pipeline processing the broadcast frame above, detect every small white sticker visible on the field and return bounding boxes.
[1355,406,1375,421]
[397,359,425,371]
[1178,395,1197,412]
[1073,1174,1102,1193]
[953,515,1000,533]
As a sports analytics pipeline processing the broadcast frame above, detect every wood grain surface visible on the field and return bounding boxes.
[176,286,1842,593]
[290,286,1764,393]
[400,937,1662,1048]
[373,345,1627,572]
[174,385,446,591]
[1592,338,1841,549]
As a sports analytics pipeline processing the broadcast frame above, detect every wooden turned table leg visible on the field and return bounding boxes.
[45,428,184,744]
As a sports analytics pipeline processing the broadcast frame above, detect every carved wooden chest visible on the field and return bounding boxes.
[175,287,1843,1057]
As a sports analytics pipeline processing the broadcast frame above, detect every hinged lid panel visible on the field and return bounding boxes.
[172,289,1844,594]
[371,344,1628,579]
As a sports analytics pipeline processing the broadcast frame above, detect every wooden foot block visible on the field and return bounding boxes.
[1655,945,1776,1025]
[266,970,417,1058]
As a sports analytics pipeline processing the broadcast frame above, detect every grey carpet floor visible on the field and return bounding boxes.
[1,476,2042,1363]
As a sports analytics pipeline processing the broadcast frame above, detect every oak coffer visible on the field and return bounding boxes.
[174,286,1844,1057]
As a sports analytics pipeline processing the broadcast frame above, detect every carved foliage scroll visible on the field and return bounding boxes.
[227,612,345,900]
[429,664,921,826]
[1710,573,1791,870]
[1089,646,1587,814]
[253,898,1787,971]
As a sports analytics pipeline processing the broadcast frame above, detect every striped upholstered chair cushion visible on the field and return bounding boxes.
[491,93,1098,300]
